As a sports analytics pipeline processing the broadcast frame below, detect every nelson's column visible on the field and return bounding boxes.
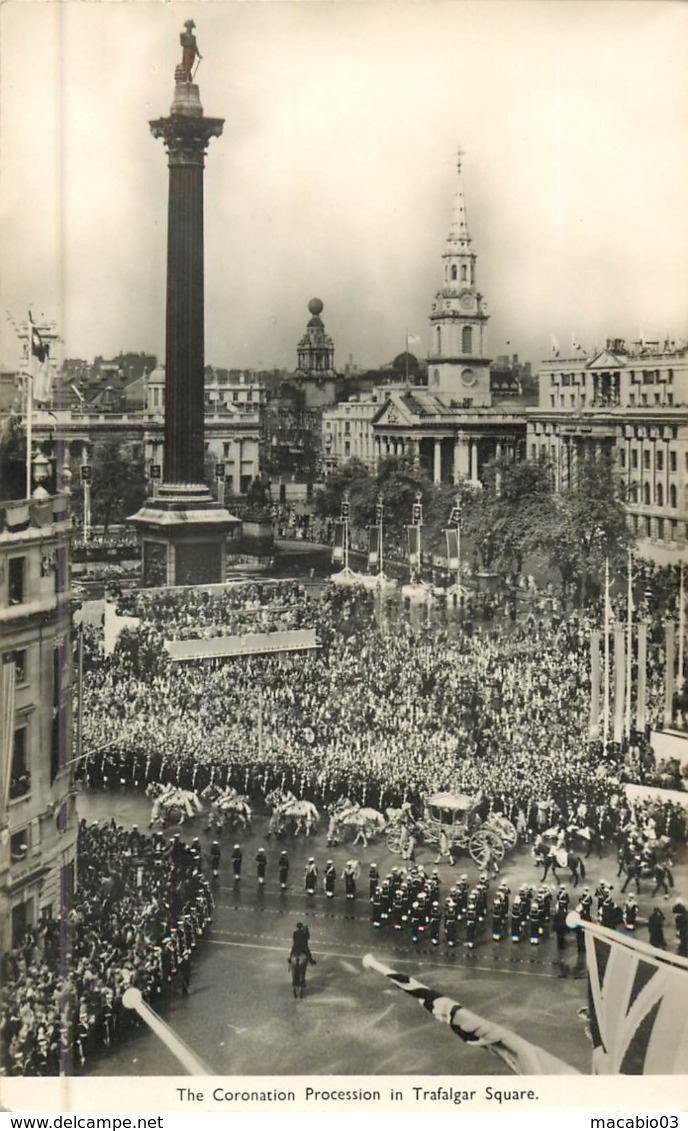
[130,22,237,586]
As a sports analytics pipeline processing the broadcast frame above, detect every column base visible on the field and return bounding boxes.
[128,482,240,587]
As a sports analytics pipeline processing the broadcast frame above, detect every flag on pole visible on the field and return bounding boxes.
[445,529,459,570]
[550,333,560,358]
[367,526,380,570]
[406,333,422,347]
[573,915,688,1074]
[332,520,345,564]
[363,955,579,1075]
[29,315,53,404]
[407,525,420,568]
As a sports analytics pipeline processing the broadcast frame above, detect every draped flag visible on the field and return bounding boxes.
[407,525,420,568]
[589,630,601,739]
[332,520,345,564]
[613,624,625,744]
[368,526,380,570]
[571,914,688,1074]
[29,315,54,404]
[664,621,676,727]
[1,659,17,816]
[445,529,459,571]
[363,955,579,1074]
[636,621,647,732]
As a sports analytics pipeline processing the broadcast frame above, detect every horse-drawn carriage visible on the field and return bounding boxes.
[386,791,517,868]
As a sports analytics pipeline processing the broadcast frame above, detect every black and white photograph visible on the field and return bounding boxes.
[1,0,688,1115]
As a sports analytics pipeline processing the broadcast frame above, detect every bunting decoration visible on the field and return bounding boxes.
[445,529,459,571]
[332,520,345,564]
[363,954,579,1075]
[407,525,420,568]
[368,525,380,570]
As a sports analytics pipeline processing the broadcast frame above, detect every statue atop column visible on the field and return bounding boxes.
[179,20,202,82]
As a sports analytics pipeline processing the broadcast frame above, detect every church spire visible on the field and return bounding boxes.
[448,145,471,246]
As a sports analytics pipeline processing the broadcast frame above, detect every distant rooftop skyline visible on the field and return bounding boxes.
[1,2,687,374]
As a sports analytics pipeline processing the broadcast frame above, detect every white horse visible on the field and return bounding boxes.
[146,783,203,828]
[327,803,386,848]
[266,790,320,838]
[202,786,253,833]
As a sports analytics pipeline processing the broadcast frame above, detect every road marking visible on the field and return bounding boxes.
[206,937,559,978]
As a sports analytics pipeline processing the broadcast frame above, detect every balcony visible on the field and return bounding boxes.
[9,772,31,801]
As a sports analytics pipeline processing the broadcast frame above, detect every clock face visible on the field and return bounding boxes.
[460,291,474,311]
[461,368,477,387]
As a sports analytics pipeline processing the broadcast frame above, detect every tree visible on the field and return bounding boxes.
[88,440,147,529]
[544,451,633,605]
[464,458,555,574]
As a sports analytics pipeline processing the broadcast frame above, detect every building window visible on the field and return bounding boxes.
[550,395,555,408]
[657,517,665,541]
[460,265,467,281]
[645,516,651,537]
[436,327,441,354]
[667,393,673,406]
[10,828,29,863]
[223,443,230,458]
[233,391,238,402]
[631,449,638,470]
[671,519,677,541]
[531,444,537,459]
[641,393,648,406]
[8,557,25,606]
[656,450,664,471]
[451,265,458,281]
[3,650,27,683]
[643,483,651,506]
[643,450,651,471]
[619,449,626,469]
[462,326,472,354]
[654,393,661,405]
[10,726,30,799]
[670,484,678,509]
[344,442,351,457]
[656,482,664,507]
[670,450,677,472]
[629,393,636,406]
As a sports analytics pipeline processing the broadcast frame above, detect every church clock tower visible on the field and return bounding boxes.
[428,149,491,407]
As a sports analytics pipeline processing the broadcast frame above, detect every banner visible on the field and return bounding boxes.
[664,620,675,727]
[332,520,345,564]
[407,525,420,568]
[1,659,17,816]
[367,525,380,570]
[579,917,688,1074]
[589,630,601,738]
[636,621,647,731]
[445,528,459,571]
[613,624,625,744]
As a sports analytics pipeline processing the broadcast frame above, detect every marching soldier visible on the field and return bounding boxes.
[371,884,382,928]
[578,886,594,922]
[464,892,478,949]
[491,889,507,941]
[529,893,542,945]
[444,897,458,947]
[410,901,423,943]
[623,893,638,931]
[342,860,358,901]
[510,891,524,942]
[278,849,289,891]
[368,864,380,899]
[379,879,392,924]
[210,841,221,881]
[304,858,319,896]
[429,901,442,946]
[324,860,337,899]
[391,885,405,930]
[231,844,242,883]
[256,847,267,886]
[454,875,470,920]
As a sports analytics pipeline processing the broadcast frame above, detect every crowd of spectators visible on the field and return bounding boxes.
[0,822,213,1077]
[80,581,685,832]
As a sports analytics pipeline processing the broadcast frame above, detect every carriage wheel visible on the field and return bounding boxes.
[484,817,518,848]
[469,828,505,867]
[386,827,404,854]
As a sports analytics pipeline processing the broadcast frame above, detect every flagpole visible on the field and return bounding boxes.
[678,562,685,693]
[603,557,610,749]
[405,330,409,384]
[25,317,33,499]
[343,491,350,573]
[378,493,384,580]
[625,549,633,737]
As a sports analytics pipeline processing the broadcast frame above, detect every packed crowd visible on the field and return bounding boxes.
[0,822,213,1077]
[80,581,684,832]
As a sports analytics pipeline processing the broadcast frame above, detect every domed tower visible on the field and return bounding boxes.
[296,298,335,375]
[428,148,491,406]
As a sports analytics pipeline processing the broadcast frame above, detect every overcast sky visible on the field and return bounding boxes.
[1,1,687,374]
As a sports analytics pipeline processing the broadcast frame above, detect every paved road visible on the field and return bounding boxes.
[76,788,659,1078]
